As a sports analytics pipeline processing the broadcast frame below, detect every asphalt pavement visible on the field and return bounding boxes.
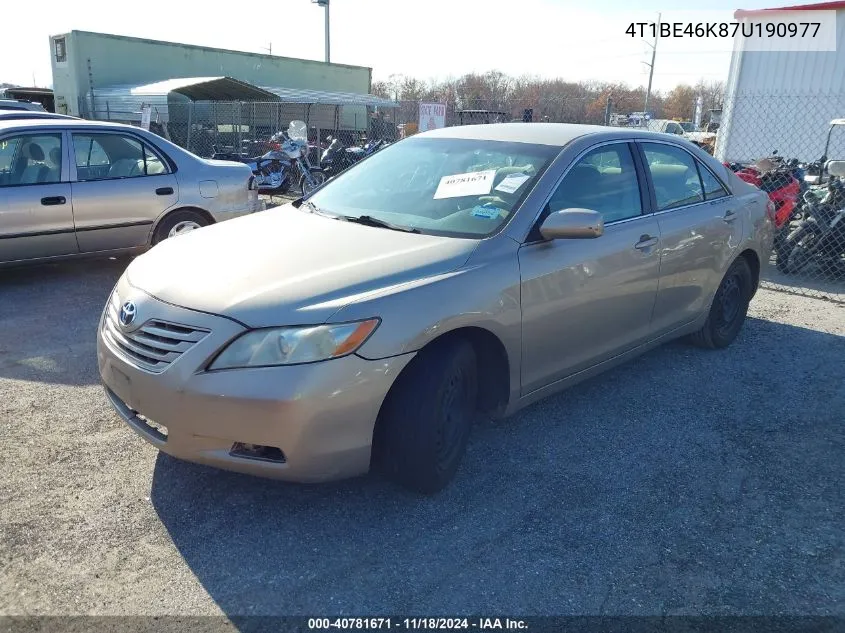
[1,258,843,618]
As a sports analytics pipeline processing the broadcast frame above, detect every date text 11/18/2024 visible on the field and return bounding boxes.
[308,618,529,630]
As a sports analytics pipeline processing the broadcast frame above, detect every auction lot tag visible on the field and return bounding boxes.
[495,173,531,194]
[434,169,496,199]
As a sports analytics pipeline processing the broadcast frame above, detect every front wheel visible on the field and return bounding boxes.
[299,169,326,196]
[689,257,753,349]
[373,339,478,494]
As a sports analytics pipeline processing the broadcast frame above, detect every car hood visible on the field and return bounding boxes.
[126,204,478,328]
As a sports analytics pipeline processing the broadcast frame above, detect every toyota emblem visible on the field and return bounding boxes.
[118,300,137,328]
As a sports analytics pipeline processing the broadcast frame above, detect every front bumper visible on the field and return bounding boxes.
[97,280,412,482]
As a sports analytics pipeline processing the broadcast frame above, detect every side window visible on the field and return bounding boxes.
[73,136,109,175]
[72,133,169,181]
[144,145,167,175]
[698,162,729,200]
[547,144,643,224]
[642,143,705,210]
[0,133,63,187]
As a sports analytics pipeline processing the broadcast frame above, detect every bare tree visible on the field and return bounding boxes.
[664,84,697,120]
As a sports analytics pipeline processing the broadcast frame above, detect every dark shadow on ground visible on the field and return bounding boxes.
[0,257,129,386]
[151,317,845,619]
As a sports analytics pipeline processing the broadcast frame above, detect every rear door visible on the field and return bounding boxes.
[0,130,78,263]
[638,141,742,335]
[70,131,178,252]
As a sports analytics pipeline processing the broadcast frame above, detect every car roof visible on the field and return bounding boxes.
[0,111,76,121]
[0,118,141,132]
[416,122,684,146]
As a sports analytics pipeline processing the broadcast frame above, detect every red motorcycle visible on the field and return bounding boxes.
[726,157,802,254]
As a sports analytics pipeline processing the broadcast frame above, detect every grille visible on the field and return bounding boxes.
[102,292,209,373]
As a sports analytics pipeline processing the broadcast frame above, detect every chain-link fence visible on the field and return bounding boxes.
[392,94,845,304]
[85,100,399,164]
[714,94,845,304]
[86,91,845,303]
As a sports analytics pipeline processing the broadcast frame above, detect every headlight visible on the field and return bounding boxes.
[208,319,380,370]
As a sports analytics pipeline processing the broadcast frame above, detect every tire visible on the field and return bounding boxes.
[152,209,209,245]
[689,257,753,349]
[373,339,478,494]
[775,235,794,273]
[777,225,815,274]
[299,169,326,197]
[785,244,813,275]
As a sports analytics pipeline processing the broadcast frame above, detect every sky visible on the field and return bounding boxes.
[2,0,789,93]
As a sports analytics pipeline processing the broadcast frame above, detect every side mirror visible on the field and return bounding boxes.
[539,208,604,240]
[826,160,845,178]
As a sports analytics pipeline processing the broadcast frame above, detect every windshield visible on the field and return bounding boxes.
[306,137,559,238]
[288,120,308,141]
[679,122,696,132]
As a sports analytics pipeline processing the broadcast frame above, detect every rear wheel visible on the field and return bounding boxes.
[777,225,816,274]
[373,339,478,494]
[690,257,753,349]
[152,209,210,245]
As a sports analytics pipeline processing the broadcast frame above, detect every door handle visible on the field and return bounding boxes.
[155,187,174,196]
[634,235,659,250]
[40,196,66,206]
[723,210,738,222]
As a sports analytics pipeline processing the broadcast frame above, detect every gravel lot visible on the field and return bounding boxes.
[1,258,843,617]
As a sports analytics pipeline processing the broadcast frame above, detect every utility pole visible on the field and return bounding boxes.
[261,43,272,56]
[312,0,330,63]
[643,12,661,118]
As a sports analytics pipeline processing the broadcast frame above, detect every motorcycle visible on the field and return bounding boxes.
[776,174,845,278]
[212,143,288,194]
[727,153,802,255]
[212,121,325,196]
[320,137,390,178]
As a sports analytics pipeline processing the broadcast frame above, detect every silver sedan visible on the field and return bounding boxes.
[0,118,263,266]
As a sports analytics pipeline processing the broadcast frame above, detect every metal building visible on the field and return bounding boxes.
[49,30,373,117]
[716,1,845,163]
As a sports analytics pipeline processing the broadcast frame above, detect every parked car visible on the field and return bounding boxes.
[98,123,773,493]
[0,99,47,112]
[645,119,686,135]
[0,111,76,121]
[0,118,264,266]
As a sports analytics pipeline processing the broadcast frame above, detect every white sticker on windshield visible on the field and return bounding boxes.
[433,169,496,199]
[494,173,531,194]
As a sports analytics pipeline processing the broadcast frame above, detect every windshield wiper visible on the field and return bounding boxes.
[338,215,420,233]
[300,199,338,219]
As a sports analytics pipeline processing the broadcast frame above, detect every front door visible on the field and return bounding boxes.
[638,141,743,335]
[70,131,178,252]
[518,142,662,394]
[0,131,78,263]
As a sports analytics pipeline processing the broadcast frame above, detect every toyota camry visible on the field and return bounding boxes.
[98,123,773,493]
